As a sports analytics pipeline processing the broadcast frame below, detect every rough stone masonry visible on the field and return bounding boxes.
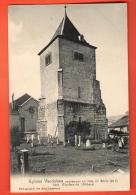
[37,11,108,142]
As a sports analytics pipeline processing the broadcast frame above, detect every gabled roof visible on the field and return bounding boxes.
[14,94,31,108]
[109,115,128,128]
[38,13,96,55]
[10,93,38,112]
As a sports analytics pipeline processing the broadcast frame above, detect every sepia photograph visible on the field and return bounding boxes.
[8,3,129,192]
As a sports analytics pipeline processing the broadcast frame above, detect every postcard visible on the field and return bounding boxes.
[8,3,129,192]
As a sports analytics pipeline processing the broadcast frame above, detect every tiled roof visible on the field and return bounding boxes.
[10,94,31,112]
[51,14,86,43]
[38,14,96,55]
[14,94,31,109]
[109,115,128,128]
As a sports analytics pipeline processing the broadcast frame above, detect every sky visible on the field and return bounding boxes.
[8,3,128,117]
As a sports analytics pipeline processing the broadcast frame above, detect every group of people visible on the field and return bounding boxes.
[111,137,126,152]
[118,136,125,149]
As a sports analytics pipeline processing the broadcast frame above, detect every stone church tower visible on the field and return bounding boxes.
[37,9,108,142]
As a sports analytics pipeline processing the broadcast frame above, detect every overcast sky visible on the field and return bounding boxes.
[8,3,128,117]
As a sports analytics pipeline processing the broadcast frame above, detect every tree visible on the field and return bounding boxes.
[65,121,91,145]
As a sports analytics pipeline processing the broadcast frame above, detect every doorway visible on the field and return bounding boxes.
[21,117,25,132]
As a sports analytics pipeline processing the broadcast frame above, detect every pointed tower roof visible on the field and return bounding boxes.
[51,14,86,43]
[38,8,96,55]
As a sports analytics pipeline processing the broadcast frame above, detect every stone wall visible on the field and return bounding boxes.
[59,38,96,104]
[39,39,59,103]
[38,37,108,141]
[46,101,58,137]
[37,97,47,137]
[57,100,65,141]
[57,38,107,141]
[37,99,58,138]
[10,112,20,130]
[39,39,60,137]
[19,98,38,132]
[63,100,107,140]
[56,99,108,141]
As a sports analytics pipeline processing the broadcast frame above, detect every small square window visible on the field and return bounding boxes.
[73,51,84,62]
[79,53,83,61]
[74,52,78,60]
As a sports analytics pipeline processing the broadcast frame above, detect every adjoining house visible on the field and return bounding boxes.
[108,114,129,134]
[10,93,38,133]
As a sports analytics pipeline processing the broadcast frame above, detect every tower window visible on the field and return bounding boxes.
[74,52,78,60]
[79,53,83,61]
[74,51,84,62]
[45,53,52,65]
[78,87,81,98]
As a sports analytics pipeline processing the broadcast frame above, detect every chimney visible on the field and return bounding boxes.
[78,34,84,42]
[12,93,15,111]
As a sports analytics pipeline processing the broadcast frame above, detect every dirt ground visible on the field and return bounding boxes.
[10,139,129,176]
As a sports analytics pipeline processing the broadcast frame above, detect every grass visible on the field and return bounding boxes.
[10,140,129,175]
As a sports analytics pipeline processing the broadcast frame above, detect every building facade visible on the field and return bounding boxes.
[10,94,38,133]
[37,11,108,142]
[108,114,129,134]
